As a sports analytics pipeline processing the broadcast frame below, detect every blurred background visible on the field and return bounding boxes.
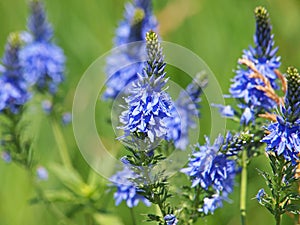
[0,0,300,224]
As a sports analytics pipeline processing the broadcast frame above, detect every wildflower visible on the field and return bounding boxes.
[181,136,238,193]
[62,112,72,125]
[119,31,172,144]
[41,99,52,114]
[36,166,48,180]
[103,0,158,100]
[212,104,235,118]
[262,67,300,164]
[20,0,65,94]
[166,75,207,150]
[164,214,178,225]
[256,188,265,203]
[0,33,30,113]
[230,6,280,124]
[199,194,225,215]
[110,166,151,208]
[1,151,12,163]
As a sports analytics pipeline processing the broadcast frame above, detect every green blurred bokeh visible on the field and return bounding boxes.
[0,0,299,224]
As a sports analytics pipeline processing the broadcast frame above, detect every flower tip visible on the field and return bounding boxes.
[254,6,269,20]
[146,30,158,42]
[286,66,299,77]
[8,32,22,47]
[132,8,145,25]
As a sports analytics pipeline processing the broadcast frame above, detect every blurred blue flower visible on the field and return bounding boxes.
[119,31,172,143]
[199,194,225,215]
[41,99,52,114]
[230,6,280,124]
[103,0,158,100]
[36,166,48,180]
[1,151,12,163]
[164,214,178,225]
[256,188,265,203]
[262,67,300,165]
[0,33,30,114]
[27,0,53,42]
[110,166,151,208]
[181,136,238,194]
[20,0,65,94]
[62,112,72,125]
[166,75,207,150]
[212,104,235,118]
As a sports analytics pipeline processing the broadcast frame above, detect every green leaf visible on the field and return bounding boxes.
[50,164,94,197]
[285,204,300,214]
[43,190,76,202]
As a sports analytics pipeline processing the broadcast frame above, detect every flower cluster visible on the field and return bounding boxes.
[229,6,280,124]
[20,0,65,94]
[166,75,207,150]
[164,214,178,225]
[119,31,172,144]
[0,33,30,113]
[181,135,239,214]
[109,165,151,208]
[103,0,158,100]
[262,67,300,164]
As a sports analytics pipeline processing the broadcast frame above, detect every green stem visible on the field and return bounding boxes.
[275,214,281,225]
[51,118,72,169]
[130,207,137,225]
[240,148,247,225]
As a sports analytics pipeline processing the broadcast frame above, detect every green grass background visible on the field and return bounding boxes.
[0,0,300,224]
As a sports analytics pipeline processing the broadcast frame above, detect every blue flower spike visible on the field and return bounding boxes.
[0,32,30,114]
[230,6,281,124]
[181,135,239,214]
[20,0,65,94]
[119,31,173,146]
[166,74,207,150]
[262,67,300,165]
[103,0,158,100]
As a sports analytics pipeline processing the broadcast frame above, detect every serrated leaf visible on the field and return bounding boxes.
[285,204,300,214]
[147,214,161,222]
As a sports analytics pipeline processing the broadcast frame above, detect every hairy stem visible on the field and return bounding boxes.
[240,148,247,225]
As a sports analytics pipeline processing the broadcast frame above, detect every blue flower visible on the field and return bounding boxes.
[0,33,30,113]
[36,166,48,180]
[199,194,225,215]
[103,0,158,100]
[262,115,300,164]
[166,75,207,150]
[212,104,235,118]
[20,0,65,94]
[109,166,151,208]
[181,135,238,195]
[20,42,65,94]
[62,112,72,125]
[230,6,280,124]
[27,0,53,42]
[164,214,178,225]
[256,188,265,203]
[119,31,172,144]
[262,67,300,165]
[1,151,12,163]
[41,99,52,114]
[115,0,157,46]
